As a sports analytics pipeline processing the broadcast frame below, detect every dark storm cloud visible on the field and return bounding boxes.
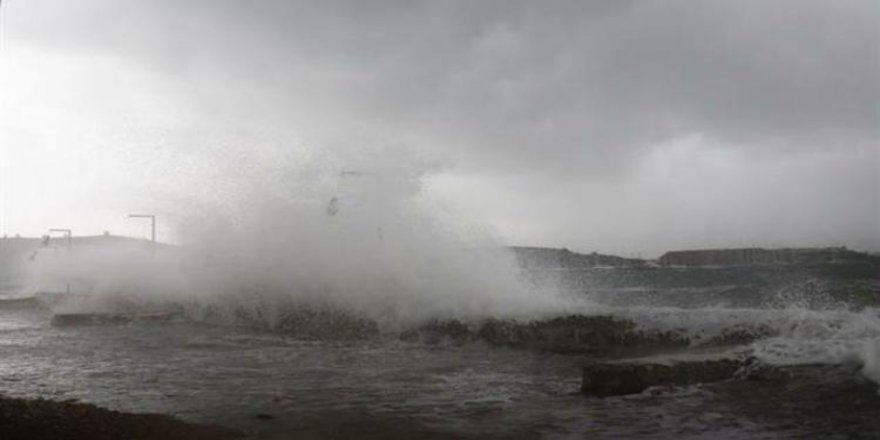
[13,0,877,178]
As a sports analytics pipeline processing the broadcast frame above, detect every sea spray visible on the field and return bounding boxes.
[861,338,880,386]
[174,163,568,327]
[28,239,188,314]
[28,151,569,327]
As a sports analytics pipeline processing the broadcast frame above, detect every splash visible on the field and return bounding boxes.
[27,150,568,327]
[26,238,187,314]
[174,160,567,326]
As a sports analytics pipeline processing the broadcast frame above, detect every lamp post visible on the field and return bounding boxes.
[128,214,156,243]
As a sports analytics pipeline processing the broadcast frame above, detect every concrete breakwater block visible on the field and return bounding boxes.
[52,313,134,326]
[582,359,743,396]
[0,296,44,310]
[51,312,178,327]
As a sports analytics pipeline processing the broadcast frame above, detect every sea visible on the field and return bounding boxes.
[2,262,879,439]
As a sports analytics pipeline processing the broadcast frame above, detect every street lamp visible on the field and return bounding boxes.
[128,214,156,243]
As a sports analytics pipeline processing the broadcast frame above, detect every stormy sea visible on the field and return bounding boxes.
[1,0,877,438]
[1,233,879,439]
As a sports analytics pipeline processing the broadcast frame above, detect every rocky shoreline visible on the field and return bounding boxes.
[0,395,241,440]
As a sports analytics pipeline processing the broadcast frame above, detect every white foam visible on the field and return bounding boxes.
[605,303,880,384]
[860,338,880,385]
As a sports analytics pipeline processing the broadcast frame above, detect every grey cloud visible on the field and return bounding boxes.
[205,0,876,177]
[14,0,876,178]
[5,0,878,251]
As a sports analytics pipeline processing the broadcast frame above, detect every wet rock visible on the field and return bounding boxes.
[401,315,690,354]
[0,394,241,440]
[212,305,381,340]
[581,359,743,396]
[181,302,382,340]
[703,326,776,346]
[273,308,380,340]
[50,312,181,327]
[402,314,777,354]
[51,313,135,326]
[0,297,45,311]
[400,319,474,345]
[479,315,689,354]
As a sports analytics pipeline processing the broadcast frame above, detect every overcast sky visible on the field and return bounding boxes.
[0,0,877,257]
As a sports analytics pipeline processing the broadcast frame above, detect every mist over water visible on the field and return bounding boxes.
[26,150,569,328]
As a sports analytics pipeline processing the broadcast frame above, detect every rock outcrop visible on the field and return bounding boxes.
[403,315,774,355]
[0,395,240,440]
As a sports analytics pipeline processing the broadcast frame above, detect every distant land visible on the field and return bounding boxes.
[1,234,878,271]
[510,245,879,270]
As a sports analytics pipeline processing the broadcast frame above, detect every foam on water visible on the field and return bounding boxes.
[591,302,880,385]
